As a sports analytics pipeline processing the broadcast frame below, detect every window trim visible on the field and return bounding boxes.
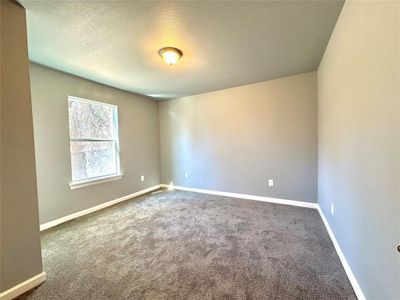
[68,96,121,187]
[69,173,123,190]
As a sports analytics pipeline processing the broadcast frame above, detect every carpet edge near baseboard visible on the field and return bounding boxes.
[39,183,364,300]
[40,185,163,231]
[0,272,47,300]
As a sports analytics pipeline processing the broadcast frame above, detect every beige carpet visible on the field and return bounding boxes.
[18,189,356,299]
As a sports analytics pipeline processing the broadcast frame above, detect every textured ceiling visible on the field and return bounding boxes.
[21,0,343,100]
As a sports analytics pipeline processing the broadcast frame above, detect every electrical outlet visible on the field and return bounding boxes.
[184,172,189,179]
[268,179,274,187]
[141,175,144,182]
[330,203,334,216]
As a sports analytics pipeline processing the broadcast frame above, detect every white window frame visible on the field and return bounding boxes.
[68,96,122,189]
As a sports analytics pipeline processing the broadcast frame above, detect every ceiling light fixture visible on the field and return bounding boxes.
[159,47,183,66]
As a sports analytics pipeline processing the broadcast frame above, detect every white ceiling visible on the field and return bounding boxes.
[21,0,344,100]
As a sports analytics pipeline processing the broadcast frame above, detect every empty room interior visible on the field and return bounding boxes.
[1,0,399,299]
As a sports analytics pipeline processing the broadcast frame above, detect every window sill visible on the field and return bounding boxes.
[69,174,123,190]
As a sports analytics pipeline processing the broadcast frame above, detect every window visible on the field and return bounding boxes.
[68,96,120,187]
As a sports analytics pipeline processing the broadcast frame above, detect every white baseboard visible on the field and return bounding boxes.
[317,207,366,300]
[40,185,162,231]
[162,184,364,299]
[160,184,318,209]
[0,272,46,300]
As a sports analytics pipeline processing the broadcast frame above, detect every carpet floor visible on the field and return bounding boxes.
[18,189,356,299]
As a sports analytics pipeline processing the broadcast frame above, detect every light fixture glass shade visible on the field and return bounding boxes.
[159,47,183,66]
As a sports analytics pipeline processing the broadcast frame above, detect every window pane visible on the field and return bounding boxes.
[68,98,115,140]
[70,141,117,181]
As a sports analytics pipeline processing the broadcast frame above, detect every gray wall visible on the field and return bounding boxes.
[318,1,400,299]
[0,1,43,292]
[30,63,160,224]
[159,72,317,203]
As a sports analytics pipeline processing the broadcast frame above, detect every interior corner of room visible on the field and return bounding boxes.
[1,0,399,299]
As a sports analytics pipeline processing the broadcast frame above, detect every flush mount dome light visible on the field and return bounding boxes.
[159,47,183,66]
